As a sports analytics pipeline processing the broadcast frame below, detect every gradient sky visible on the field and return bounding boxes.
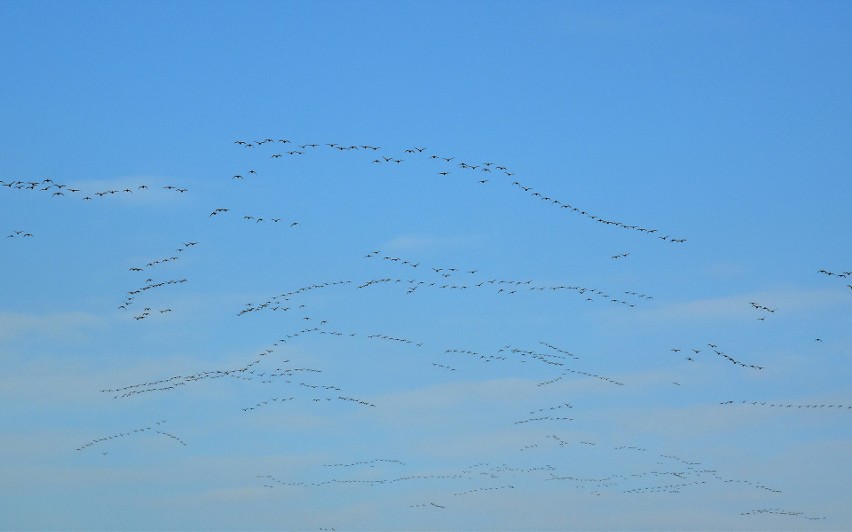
[1,1,851,530]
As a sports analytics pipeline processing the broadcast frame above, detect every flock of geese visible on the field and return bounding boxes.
[4,135,847,528]
[225,139,689,242]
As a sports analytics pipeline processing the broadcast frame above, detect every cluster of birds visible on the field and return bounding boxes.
[366,333,422,347]
[226,138,687,242]
[104,301,638,438]
[513,415,573,425]
[235,270,648,315]
[750,301,776,313]
[6,134,845,528]
[741,508,826,520]
[100,327,394,410]
[207,208,300,226]
[323,458,406,468]
[528,403,574,415]
[819,268,852,290]
[116,240,200,319]
[119,277,187,319]
[670,343,764,370]
[129,241,198,271]
[720,400,851,409]
[253,429,796,512]
[410,502,446,509]
[75,420,179,452]
[0,178,190,200]
[818,268,851,278]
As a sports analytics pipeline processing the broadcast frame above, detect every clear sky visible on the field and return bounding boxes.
[1,1,850,530]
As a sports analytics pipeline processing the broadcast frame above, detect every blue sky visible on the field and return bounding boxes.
[1,1,850,529]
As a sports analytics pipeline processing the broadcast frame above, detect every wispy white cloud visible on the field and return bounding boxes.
[0,310,103,343]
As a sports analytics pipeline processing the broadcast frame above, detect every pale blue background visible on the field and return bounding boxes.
[1,1,850,529]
